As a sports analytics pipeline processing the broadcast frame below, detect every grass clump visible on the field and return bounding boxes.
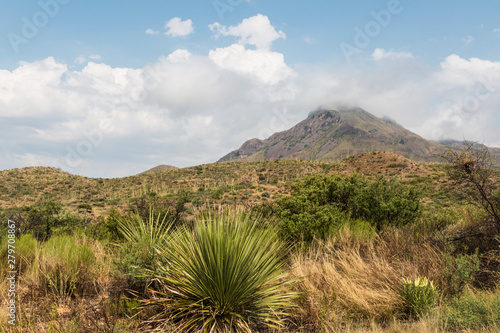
[36,234,96,300]
[292,238,404,330]
[143,208,297,332]
[401,276,438,318]
[18,232,110,303]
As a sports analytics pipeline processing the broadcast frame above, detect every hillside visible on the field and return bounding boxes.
[0,153,451,219]
[219,108,445,163]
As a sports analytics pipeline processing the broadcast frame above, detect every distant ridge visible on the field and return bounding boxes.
[141,165,178,174]
[439,140,500,167]
[218,107,444,163]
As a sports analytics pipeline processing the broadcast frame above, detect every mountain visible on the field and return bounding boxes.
[219,108,444,163]
[141,164,178,174]
[439,140,500,167]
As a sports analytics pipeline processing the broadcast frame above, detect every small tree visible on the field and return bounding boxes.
[444,142,500,231]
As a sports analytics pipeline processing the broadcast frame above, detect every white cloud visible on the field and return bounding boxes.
[146,28,159,35]
[302,53,500,146]
[209,14,285,49]
[372,48,414,61]
[75,54,102,64]
[165,17,194,37]
[463,35,475,45]
[493,28,500,34]
[167,49,192,63]
[209,44,295,85]
[2,27,500,178]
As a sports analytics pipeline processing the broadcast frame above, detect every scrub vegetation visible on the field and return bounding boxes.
[1,146,500,332]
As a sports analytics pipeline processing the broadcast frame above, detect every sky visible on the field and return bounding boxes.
[1,0,500,178]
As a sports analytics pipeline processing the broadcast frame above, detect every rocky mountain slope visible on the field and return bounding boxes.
[219,108,444,163]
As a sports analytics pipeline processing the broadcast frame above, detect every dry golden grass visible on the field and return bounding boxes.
[290,227,446,332]
[378,227,446,290]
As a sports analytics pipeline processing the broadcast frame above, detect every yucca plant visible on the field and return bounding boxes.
[117,209,173,255]
[117,209,173,291]
[144,209,297,332]
[401,276,438,318]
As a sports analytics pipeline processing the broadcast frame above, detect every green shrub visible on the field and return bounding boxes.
[21,201,62,240]
[143,209,297,332]
[210,186,226,200]
[443,287,500,330]
[276,174,422,241]
[87,208,125,241]
[401,277,438,318]
[444,249,481,295]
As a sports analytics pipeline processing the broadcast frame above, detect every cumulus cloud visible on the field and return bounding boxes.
[301,52,500,146]
[2,19,500,178]
[209,44,295,85]
[209,14,286,49]
[165,17,194,37]
[372,48,414,61]
[3,50,500,177]
[0,40,296,177]
[167,49,192,63]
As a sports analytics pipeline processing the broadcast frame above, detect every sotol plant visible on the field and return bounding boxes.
[116,209,173,291]
[401,276,438,318]
[144,209,298,332]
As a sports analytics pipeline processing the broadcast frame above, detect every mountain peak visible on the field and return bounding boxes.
[307,107,367,119]
[219,108,443,163]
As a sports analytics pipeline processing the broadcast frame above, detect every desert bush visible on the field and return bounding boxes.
[442,287,500,330]
[276,174,422,241]
[143,208,297,332]
[86,207,123,241]
[443,249,481,295]
[20,200,61,239]
[401,277,438,318]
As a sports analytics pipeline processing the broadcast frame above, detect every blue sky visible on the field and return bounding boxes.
[2,1,500,69]
[1,0,500,177]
